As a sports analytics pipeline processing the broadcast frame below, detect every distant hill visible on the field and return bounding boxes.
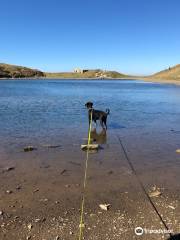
[1,62,180,84]
[151,64,180,81]
[45,69,127,79]
[0,63,44,78]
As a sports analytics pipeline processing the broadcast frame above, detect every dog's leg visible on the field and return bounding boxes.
[95,120,97,128]
[100,119,105,129]
[102,117,107,130]
[104,119,107,130]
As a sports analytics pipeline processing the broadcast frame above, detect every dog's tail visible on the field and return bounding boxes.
[106,109,110,115]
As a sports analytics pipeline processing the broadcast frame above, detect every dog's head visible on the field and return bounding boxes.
[85,101,93,109]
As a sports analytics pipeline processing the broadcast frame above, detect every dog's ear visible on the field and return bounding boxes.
[88,102,93,108]
[85,102,93,108]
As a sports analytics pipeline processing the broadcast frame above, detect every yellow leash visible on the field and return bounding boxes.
[78,110,93,240]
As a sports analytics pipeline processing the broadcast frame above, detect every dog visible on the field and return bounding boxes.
[85,102,110,129]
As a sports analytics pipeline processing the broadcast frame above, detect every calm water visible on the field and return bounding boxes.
[0,79,180,153]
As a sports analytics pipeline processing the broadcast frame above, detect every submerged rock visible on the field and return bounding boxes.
[42,144,61,148]
[24,146,37,152]
[3,167,15,172]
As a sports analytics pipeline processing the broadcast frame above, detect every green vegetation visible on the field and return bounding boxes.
[45,69,127,79]
[1,62,180,83]
[0,63,44,78]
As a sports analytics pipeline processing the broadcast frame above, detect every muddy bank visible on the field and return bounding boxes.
[0,128,180,240]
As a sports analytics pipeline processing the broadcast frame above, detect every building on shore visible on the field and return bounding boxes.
[74,68,88,74]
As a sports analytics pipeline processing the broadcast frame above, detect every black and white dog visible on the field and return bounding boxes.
[85,102,110,130]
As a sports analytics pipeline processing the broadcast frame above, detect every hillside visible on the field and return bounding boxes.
[151,64,180,81]
[45,69,127,79]
[0,63,44,78]
[1,62,180,84]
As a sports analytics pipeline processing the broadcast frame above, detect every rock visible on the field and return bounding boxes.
[35,218,46,223]
[16,186,21,190]
[1,223,5,227]
[55,236,60,240]
[81,144,99,151]
[26,236,31,240]
[69,231,73,235]
[168,205,175,210]
[60,169,67,175]
[148,186,162,197]
[42,144,61,149]
[40,198,48,202]
[0,210,3,216]
[24,146,37,152]
[35,218,41,223]
[27,223,33,230]
[6,190,12,194]
[33,189,39,193]
[3,167,15,172]
[99,204,111,211]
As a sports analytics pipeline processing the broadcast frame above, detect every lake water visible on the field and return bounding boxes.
[0,79,180,154]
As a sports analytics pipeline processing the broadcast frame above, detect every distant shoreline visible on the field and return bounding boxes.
[0,76,180,85]
[1,62,180,85]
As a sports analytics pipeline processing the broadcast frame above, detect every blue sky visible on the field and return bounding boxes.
[0,0,180,75]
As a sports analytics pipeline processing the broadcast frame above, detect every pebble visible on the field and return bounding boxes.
[3,167,15,172]
[55,236,60,240]
[28,223,33,230]
[33,189,39,193]
[6,190,13,194]
[90,213,96,217]
[16,186,21,190]
[35,217,46,223]
[40,198,48,202]
[35,218,41,223]
[99,204,111,211]
[168,205,175,210]
[0,210,3,216]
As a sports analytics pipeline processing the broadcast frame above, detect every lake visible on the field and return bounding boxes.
[0,79,180,154]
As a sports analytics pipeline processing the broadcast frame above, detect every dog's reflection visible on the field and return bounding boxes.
[91,128,107,144]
